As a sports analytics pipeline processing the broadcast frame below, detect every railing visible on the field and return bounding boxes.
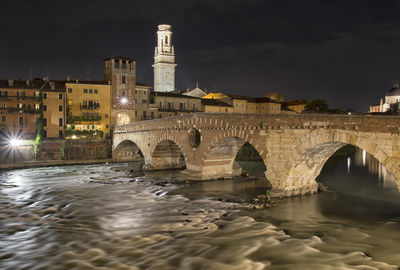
[158,108,202,113]
[80,104,100,110]
[0,107,41,114]
[67,115,102,123]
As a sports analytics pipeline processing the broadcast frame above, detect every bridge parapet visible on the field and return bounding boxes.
[113,113,400,197]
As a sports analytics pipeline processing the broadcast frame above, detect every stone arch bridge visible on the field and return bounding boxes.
[113,113,400,197]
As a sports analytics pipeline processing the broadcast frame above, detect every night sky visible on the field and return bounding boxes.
[1,0,400,112]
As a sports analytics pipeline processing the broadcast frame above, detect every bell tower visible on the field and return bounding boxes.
[153,24,176,92]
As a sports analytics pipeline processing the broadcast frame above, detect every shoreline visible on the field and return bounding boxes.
[0,159,113,171]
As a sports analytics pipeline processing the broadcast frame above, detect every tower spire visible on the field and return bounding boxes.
[153,24,177,92]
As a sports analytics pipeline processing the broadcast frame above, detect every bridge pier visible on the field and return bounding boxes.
[144,140,185,171]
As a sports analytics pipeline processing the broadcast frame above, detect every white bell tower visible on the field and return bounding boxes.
[153,24,176,92]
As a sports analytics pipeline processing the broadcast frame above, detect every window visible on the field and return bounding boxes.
[17,91,25,100]
[122,62,126,69]
[135,111,137,117]
[179,103,185,110]
[43,93,47,99]
[18,103,24,109]
[159,101,162,108]
[122,76,126,84]
[151,111,154,119]
[104,114,108,118]
[59,130,63,138]
[165,36,168,44]
[159,114,162,118]
[114,61,119,68]
[34,91,40,97]
[84,89,88,93]
[43,105,47,111]
[59,93,63,100]
[122,91,126,97]
[43,130,47,138]
[135,90,137,94]
[1,116,6,122]
[19,116,24,126]
[1,103,6,108]
[68,88,72,93]
[106,124,109,129]
[168,101,173,109]
[59,105,63,112]
[192,103,196,110]
[59,118,63,127]
[43,118,47,126]
[134,99,137,104]
[142,99,146,104]
[89,89,93,94]
[94,89,98,94]
[143,111,146,119]
[35,104,40,110]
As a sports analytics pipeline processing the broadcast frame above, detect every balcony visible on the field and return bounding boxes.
[67,115,102,124]
[80,103,100,110]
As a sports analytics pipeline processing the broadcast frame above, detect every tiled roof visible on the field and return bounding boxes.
[201,99,233,107]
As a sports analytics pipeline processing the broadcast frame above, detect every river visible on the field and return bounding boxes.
[1,149,400,269]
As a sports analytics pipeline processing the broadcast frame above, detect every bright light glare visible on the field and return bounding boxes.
[72,135,77,139]
[120,97,128,104]
[10,139,24,147]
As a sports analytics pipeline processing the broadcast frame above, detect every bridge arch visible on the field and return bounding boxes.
[201,135,267,180]
[146,135,187,171]
[279,130,400,196]
[113,139,145,162]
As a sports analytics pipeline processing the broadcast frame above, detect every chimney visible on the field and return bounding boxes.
[75,79,79,83]
[67,75,71,81]
[8,79,14,86]
[44,76,49,82]
[50,82,55,90]
[26,80,30,87]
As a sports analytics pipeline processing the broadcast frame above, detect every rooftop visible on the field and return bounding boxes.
[201,99,233,107]
[103,56,136,62]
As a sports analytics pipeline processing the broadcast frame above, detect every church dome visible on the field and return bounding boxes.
[386,82,400,96]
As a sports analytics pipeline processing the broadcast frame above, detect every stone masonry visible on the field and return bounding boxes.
[113,113,400,197]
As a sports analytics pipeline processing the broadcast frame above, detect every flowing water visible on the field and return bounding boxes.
[1,149,400,269]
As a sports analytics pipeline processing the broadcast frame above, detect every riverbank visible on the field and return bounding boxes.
[0,158,113,171]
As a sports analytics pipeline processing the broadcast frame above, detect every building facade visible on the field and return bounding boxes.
[152,92,201,118]
[42,81,66,138]
[65,80,111,138]
[153,24,176,93]
[104,56,137,126]
[0,79,42,139]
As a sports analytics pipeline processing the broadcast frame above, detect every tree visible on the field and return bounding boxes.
[305,100,329,113]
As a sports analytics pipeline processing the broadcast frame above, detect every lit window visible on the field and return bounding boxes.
[35,104,39,110]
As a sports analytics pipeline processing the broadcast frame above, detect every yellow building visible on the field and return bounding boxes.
[65,80,111,138]
[42,81,66,138]
[152,92,201,118]
[202,92,281,114]
[201,99,233,113]
[283,99,309,114]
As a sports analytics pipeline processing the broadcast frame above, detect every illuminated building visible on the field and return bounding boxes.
[0,79,42,139]
[153,24,176,93]
[65,80,111,138]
